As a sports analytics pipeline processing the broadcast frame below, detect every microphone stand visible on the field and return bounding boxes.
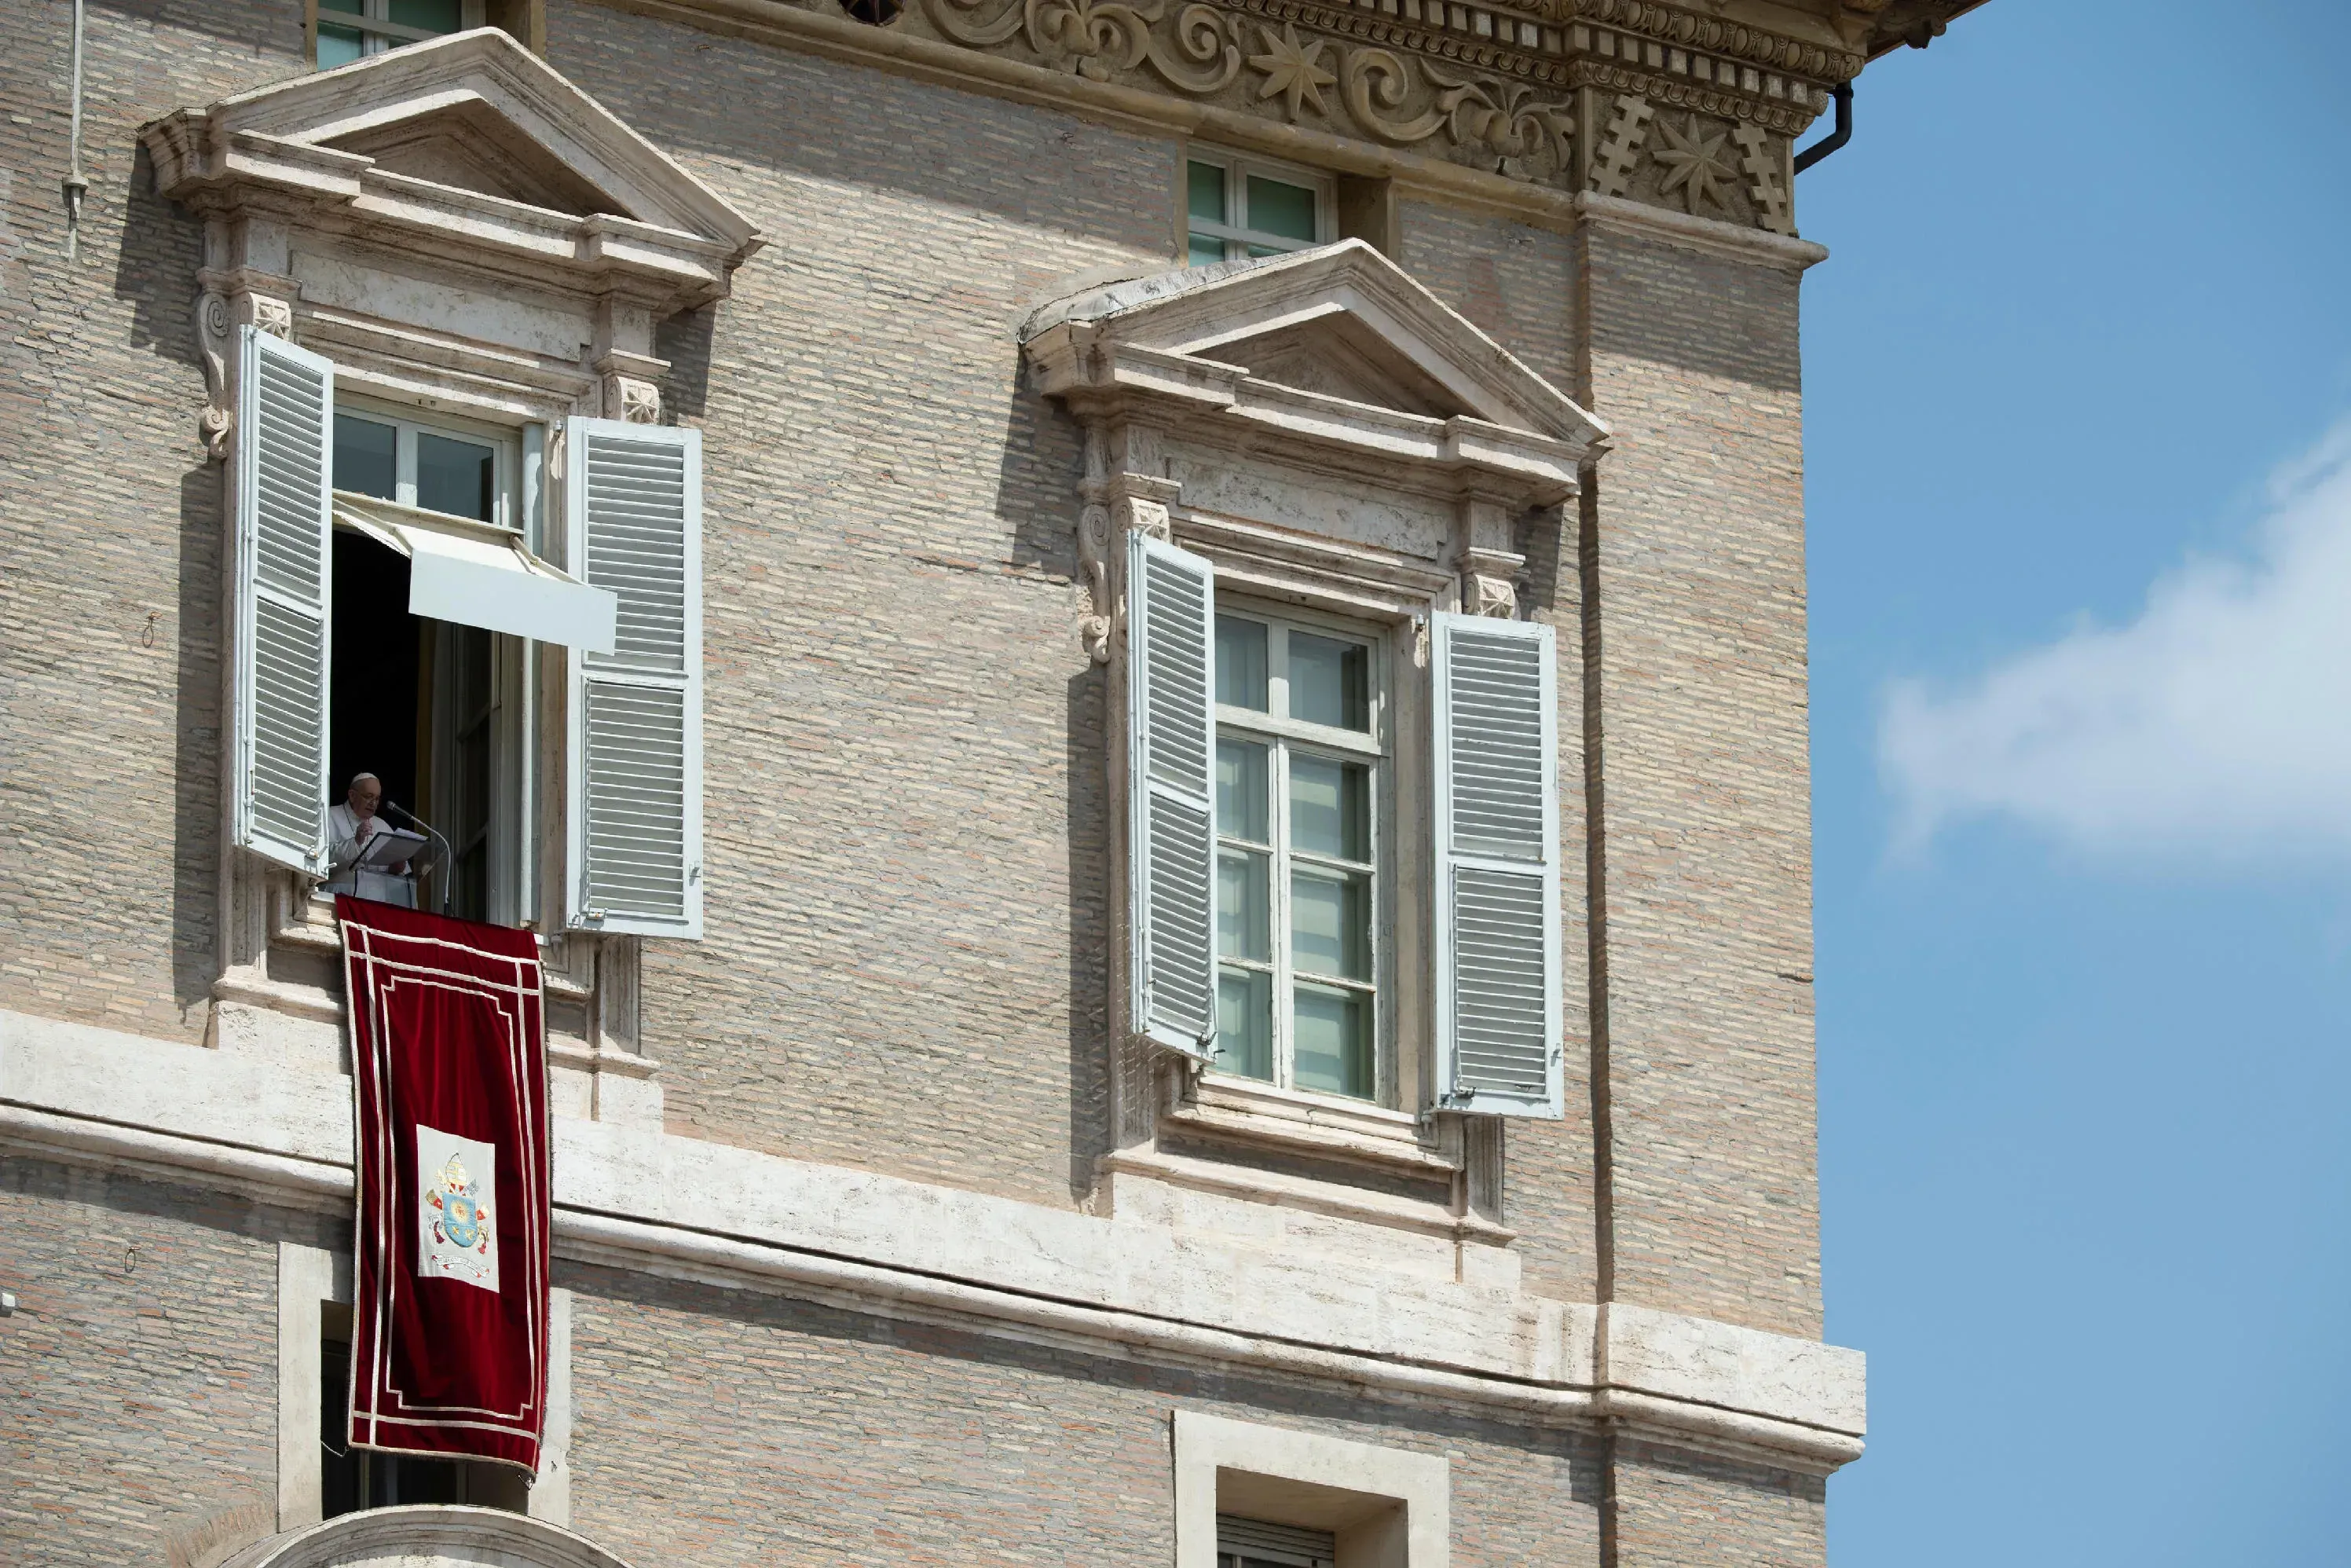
[379,800,456,916]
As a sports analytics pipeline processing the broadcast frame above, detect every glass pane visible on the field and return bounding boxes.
[1217,738,1269,844]
[416,431,495,522]
[1187,160,1227,223]
[1216,615,1269,712]
[1244,244,1284,259]
[1290,755,1368,862]
[1293,982,1371,1099]
[317,24,367,67]
[1217,848,1269,962]
[1291,866,1369,981]
[319,0,363,13]
[1289,631,1368,731]
[388,0,464,30]
[1188,235,1227,268]
[1218,967,1273,1083]
[1245,176,1317,244]
[332,414,397,500]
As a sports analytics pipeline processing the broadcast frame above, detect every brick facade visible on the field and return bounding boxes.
[0,0,1976,1559]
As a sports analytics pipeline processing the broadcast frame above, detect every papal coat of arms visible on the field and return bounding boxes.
[416,1124,500,1291]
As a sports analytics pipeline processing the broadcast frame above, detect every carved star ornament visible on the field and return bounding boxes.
[1249,23,1335,120]
[1652,114,1738,217]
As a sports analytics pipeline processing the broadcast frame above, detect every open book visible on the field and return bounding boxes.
[352,826,429,870]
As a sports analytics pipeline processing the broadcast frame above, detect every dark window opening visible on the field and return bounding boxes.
[328,408,515,925]
[844,0,904,24]
[320,1306,527,1515]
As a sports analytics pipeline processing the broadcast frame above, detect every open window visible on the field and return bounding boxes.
[230,327,697,936]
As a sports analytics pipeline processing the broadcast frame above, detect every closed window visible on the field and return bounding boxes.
[1124,532,1563,1121]
[1213,608,1386,1102]
[317,0,482,69]
[1186,152,1331,266]
[1218,1515,1336,1568]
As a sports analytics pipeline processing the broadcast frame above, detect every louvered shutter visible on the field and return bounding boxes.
[232,327,334,874]
[564,418,702,938]
[1431,613,1562,1117]
[1126,531,1218,1058]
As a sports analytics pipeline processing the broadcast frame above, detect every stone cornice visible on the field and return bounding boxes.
[1,1006,1867,1474]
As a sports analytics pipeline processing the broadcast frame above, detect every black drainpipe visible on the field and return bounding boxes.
[1793,82,1853,174]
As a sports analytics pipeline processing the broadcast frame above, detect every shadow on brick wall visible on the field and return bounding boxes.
[173,463,223,1015]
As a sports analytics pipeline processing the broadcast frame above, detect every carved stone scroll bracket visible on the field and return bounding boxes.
[1453,495,1525,619]
[1732,123,1794,236]
[192,265,296,461]
[1076,420,1182,661]
[195,287,235,461]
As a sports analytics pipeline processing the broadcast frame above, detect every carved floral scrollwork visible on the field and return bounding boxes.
[1344,49,1575,181]
[928,0,1239,93]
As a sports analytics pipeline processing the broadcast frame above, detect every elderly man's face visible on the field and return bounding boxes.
[348,779,382,819]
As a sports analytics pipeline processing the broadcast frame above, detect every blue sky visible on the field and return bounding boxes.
[1800,2,2351,1562]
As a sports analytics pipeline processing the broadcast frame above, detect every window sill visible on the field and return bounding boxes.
[1171,1073,1459,1178]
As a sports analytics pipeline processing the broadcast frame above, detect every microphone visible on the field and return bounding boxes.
[376,800,456,915]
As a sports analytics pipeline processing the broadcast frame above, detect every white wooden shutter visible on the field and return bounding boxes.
[564,418,702,938]
[1126,530,1218,1057]
[232,327,334,874]
[1431,612,1562,1117]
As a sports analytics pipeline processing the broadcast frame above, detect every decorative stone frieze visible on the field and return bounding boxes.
[902,0,1852,229]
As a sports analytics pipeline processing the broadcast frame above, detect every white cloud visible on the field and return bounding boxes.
[1881,417,2351,862]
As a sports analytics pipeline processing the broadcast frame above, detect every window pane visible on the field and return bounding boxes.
[416,431,495,522]
[1293,982,1371,1099]
[1289,632,1368,731]
[317,27,366,70]
[1187,160,1227,224]
[1188,235,1228,268]
[1218,848,1269,962]
[1218,967,1273,1083]
[319,0,362,13]
[388,0,464,30]
[1290,755,1368,862]
[1217,738,1269,844]
[333,414,397,500]
[1216,615,1269,712]
[1291,866,1368,981]
[1245,176,1317,244]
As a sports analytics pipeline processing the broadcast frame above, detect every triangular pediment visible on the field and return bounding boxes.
[159,27,756,258]
[320,98,619,218]
[1023,241,1606,452]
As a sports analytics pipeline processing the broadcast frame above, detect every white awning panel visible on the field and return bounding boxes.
[331,492,617,654]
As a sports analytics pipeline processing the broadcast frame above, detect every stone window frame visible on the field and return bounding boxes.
[1172,1409,1449,1568]
[141,28,760,1116]
[1029,243,1605,1240]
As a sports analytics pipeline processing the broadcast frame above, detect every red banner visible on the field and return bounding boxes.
[338,896,551,1473]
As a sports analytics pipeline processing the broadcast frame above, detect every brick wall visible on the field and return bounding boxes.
[559,1261,1606,1568]
[1609,1438,1826,1568]
[0,0,304,1042]
[1576,222,1821,1338]
[0,1159,298,1566]
[543,0,1179,1207]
